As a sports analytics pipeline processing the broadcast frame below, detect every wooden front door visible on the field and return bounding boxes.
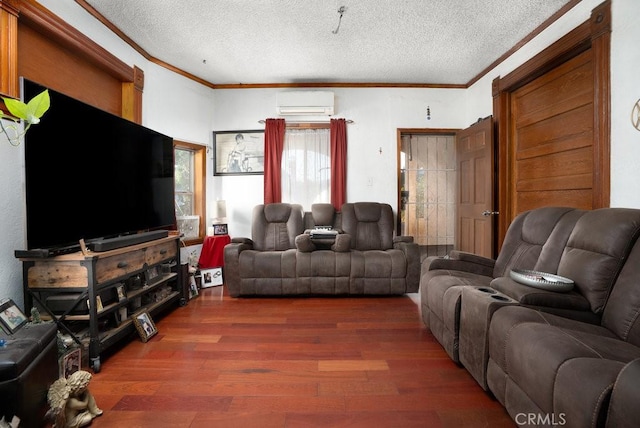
[456,117,495,258]
[493,3,610,246]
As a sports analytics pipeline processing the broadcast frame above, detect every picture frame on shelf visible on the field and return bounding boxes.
[145,265,161,285]
[60,347,81,378]
[189,275,199,299]
[133,311,157,342]
[116,284,127,301]
[201,267,223,288]
[87,296,104,312]
[213,130,265,175]
[115,306,128,326]
[213,223,228,235]
[0,299,28,334]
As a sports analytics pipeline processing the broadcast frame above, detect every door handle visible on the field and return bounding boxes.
[482,210,499,216]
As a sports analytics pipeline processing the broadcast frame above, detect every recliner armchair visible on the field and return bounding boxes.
[224,203,304,297]
[341,202,420,294]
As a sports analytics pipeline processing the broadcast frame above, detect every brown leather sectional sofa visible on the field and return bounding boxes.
[224,202,420,297]
[420,206,640,427]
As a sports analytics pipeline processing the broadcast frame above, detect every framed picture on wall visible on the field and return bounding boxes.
[213,130,265,175]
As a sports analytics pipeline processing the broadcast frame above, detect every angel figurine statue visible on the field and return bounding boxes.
[46,370,103,428]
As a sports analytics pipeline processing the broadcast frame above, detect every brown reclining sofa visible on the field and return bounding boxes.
[420,206,640,428]
[224,202,420,297]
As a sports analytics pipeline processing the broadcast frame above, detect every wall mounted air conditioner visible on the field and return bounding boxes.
[276,91,335,116]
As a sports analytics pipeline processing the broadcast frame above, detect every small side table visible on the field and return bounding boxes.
[198,235,231,288]
[199,234,231,269]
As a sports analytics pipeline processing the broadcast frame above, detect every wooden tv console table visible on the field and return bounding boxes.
[19,235,184,372]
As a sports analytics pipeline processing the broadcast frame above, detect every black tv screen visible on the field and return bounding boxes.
[22,79,176,251]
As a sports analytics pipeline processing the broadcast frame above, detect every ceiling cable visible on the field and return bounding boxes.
[332,6,347,34]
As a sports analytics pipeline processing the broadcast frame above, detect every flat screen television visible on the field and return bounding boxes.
[22,78,176,253]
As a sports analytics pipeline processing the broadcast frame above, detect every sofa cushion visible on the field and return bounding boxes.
[606,358,640,428]
[601,239,640,346]
[238,249,297,279]
[488,306,640,415]
[309,203,335,226]
[493,207,584,278]
[554,358,624,428]
[557,208,640,313]
[341,203,394,250]
[296,251,351,294]
[252,203,304,251]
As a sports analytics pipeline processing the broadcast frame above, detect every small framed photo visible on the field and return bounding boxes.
[133,311,157,342]
[213,223,228,235]
[0,299,28,334]
[201,267,223,288]
[213,130,265,175]
[114,306,128,326]
[116,284,127,301]
[189,275,199,299]
[145,266,161,285]
[60,348,81,378]
[87,296,104,312]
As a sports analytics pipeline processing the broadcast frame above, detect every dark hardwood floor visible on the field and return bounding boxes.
[88,286,514,427]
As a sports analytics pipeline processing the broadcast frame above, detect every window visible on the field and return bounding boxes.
[175,148,195,215]
[174,141,206,245]
[281,127,331,209]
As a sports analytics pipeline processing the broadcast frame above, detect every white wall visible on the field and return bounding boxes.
[0,128,26,308]
[212,87,465,238]
[610,0,640,207]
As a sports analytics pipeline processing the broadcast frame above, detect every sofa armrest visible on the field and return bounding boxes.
[295,233,351,252]
[490,276,592,312]
[231,237,253,245]
[223,241,254,297]
[449,250,495,267]
[331,234,351,252]
[394,240,421,292]
[393,235,414,244]
[607,358,640,428]
[427,251,496,277]
[295,234,316,252]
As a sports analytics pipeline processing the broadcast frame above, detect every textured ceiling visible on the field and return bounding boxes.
[83,0,572,86]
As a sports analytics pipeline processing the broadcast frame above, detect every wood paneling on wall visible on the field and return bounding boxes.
[511,50,594,212]
[1,0,142,122]
[0,0,19,99]
[18,24,123,115]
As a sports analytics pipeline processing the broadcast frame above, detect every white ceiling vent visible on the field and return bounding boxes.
[276,91,335,116]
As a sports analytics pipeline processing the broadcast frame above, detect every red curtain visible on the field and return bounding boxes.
[263,118,286,203]
[330,118,347,210]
